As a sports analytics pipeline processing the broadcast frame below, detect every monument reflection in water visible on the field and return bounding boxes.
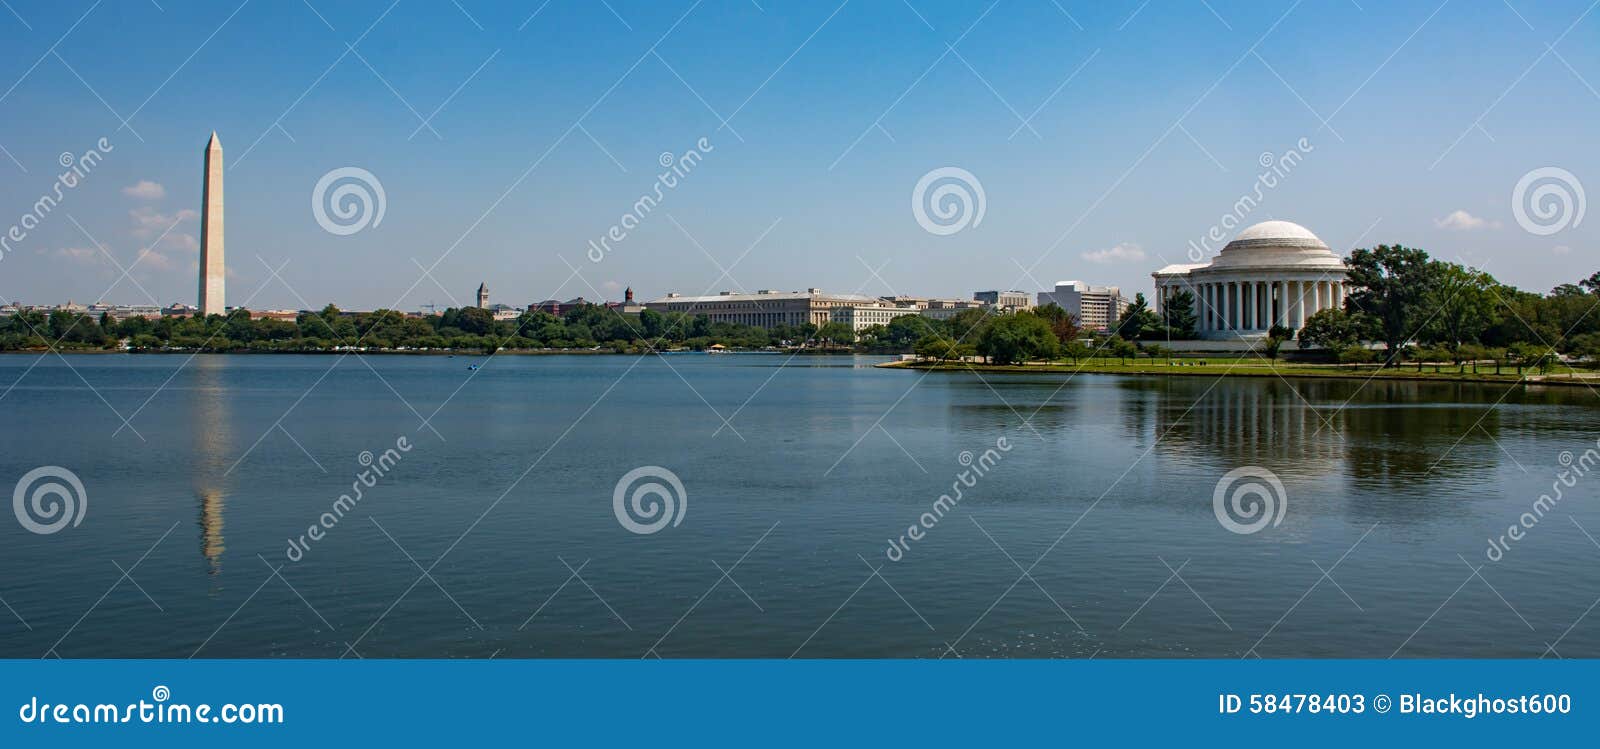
[191,357,230,576]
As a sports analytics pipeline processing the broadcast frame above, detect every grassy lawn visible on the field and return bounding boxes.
[881,356,1597,385]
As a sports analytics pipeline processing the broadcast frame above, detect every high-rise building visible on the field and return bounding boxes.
[198,132,225,316]
[1037,281,1127,332]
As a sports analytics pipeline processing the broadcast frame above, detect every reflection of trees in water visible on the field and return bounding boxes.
[1142,375,1526,521]
[945,373,1582,521]
[191,358,231,576]
[1337,391,1500,493]
[946,374,1079,433]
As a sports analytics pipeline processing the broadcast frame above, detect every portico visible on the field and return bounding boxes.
[1153,221,1347,340]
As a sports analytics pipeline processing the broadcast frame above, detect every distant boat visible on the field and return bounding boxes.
[707,344,731,354]
[467,364,479,371]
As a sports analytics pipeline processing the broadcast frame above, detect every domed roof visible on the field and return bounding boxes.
[1206,220,1343,271]
[1232,220,1323,244]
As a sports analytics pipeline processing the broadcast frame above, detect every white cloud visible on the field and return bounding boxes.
[53,247,100,265]
[122,180,166,200]
[1080,242,1146,264]
[129,206,198,238]
[1434,209,1501,231]
[134,247,176,270]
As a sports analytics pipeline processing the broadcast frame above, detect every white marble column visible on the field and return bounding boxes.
[1243,282,1254,331]
[1227,282,1237,332]
[1203,281,1216,331]
[1191,284,1203,331]
[1204,283,1214,332]
[1256,280,1267,331]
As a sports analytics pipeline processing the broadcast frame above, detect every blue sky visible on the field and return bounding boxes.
[0,0,1595,311]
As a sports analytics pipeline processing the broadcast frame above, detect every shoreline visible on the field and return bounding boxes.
[876,359,1599,387]
[0,348,866,357]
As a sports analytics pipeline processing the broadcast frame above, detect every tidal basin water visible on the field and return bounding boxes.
[2,354,1598,658]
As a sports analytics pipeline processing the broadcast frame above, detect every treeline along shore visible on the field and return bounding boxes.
[10,246,1600,378]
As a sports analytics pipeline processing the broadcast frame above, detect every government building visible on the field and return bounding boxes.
[643,289,886,329]
[1152,220,1348,340]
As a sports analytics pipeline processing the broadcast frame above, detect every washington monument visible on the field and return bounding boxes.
[199,132,225,316]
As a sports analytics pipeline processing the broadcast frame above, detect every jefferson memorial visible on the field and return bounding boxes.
[1153,220,1348,340]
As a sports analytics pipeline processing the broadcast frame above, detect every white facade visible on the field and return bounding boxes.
[1037,281,1126,332]
[1153,221,1348,340]
[830,305,922,332]
[644,289,882,329]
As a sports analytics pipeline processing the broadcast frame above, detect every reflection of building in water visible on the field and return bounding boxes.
[1149,379,1346,470]
[198,489,226,575]
[192,357,231,575]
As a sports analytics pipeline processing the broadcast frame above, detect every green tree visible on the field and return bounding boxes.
[1061,339,1091,364]
[913,334,973,362]
[1297,308,1362,350]
[1110,337,1138,364]
[1161,290,1198,339]
[976,313,1058,364]
[1421,263,1498,355]
[1115,293,1161,341]
[1338,346,1376,368]
[1034,303,1082,345]
[1344,244,1440,365]
[817,321,856,347]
